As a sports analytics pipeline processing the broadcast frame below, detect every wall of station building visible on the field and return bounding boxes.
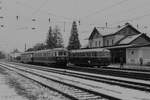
[126,47,150,65]
[89,37,103,48]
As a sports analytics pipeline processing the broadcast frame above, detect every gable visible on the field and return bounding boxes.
[118,34,141,45]
[89,28,102,40]
[117,34,150,45]
[117,25,141,36]
[131,34,150,45]
[104,23,141,38]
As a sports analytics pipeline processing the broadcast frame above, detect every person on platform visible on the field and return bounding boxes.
[139,57,143,66]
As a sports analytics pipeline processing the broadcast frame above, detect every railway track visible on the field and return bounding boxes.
[8,61,150,81]
[68,65,150,80]
[0,63,119,100]
[0,62,150,100]
[5,62,150,92]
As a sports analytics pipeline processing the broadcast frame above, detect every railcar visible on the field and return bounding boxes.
[20,52,34,63]
[69,48,111,67]
[32,48,68,66]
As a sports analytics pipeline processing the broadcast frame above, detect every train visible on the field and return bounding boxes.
[20,48,111,67]
[21,48,68,66]
[69,48,111,67]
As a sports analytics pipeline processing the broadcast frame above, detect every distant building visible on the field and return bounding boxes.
[88,23,150,65]
[9,50,22,61]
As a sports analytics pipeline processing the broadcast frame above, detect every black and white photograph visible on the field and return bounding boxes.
[0,0,150,100]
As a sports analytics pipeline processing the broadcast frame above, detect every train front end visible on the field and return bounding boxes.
[53,48,69,67]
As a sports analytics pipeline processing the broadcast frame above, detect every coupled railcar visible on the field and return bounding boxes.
[20,52,34,63]
[20,48,111,67]
[33,48,68,66]
[69,48,111,67]
[21,48,68,66]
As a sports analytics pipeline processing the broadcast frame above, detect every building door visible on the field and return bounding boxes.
[110,48,126,64]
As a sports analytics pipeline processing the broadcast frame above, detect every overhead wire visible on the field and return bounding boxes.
[31,0,49,15]
[13,0,150,32]
[15,0,74,31]
[112,11,150,25]
[16,0,74,21]
[80,0,129,20]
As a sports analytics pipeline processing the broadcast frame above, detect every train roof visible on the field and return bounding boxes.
[21,48,67,54]
[21,51,34,55]
[33,48,67,53]
[71,48,110,53]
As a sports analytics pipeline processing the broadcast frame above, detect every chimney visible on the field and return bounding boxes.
[105,22,108,27]
[117,25,121,28]
[125,22,130,26]
[136,24,139,28]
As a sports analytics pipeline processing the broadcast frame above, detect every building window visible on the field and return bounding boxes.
[99,41,101,47]
[131,51,134,55]
[95,41,97,47]
[107,40,109,46]
[89,42,92,48]
[112,39,114,45]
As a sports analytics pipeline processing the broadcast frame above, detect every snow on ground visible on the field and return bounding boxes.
[0,68,27,100]
[0,67,70,100]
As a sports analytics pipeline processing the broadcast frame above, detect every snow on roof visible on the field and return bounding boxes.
[96,24,128,36]
[71,48,110,53]
[119,34,142,45]
[34,48,67,53]
[96,27,119,36]
[23,48,67,54]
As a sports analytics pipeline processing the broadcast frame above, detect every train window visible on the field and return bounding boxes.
[82,52,85,56]
[75,53,77,57]
[55,52,57,56]
[88,52,90,56]
[91,52,94,57]
[78,52,81,56]
[59,51,63,56]
[94,52,97,57]
[80,52,82,56]
[76,53,78,56]
[75,53,77,56]
[79,52,81,56]
[78,53,80,56]
[89,52,92,57]
[73,53,75,57]
[64,52,66,56]
[48,53,50,56]
[79,52,82,56]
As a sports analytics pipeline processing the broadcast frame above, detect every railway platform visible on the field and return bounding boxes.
[108,64,150,70]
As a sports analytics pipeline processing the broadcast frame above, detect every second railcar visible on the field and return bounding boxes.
[69,48,111,67]
[32,48,68,66]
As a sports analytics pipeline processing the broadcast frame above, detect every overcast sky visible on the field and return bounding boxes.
[1,0,150,53]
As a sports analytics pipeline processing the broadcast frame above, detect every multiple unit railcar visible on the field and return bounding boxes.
[21,48,68,66]
[33,48,68,66]
[69,48,111,67]
[20,48,111,67]
[21,51,34,63]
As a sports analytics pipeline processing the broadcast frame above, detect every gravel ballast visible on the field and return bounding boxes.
[0,67,70,100]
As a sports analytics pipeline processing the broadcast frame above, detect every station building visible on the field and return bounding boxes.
[88,23,150,65]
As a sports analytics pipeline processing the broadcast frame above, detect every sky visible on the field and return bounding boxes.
[1,0,150,53]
